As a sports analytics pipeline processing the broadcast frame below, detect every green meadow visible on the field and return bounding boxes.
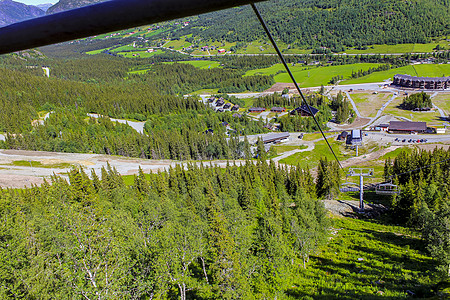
[246,63,384,87]
[117,50,160,58]
[290,217,437,298]
[344,64,450,85]
[85,47,111,55]
[279,140,348,168]
[341,41,449,54]
[431,93,450,115]
[384,96,443,124]
[163,60,221,69]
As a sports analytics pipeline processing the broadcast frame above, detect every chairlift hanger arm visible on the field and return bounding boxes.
[0,0,266,55]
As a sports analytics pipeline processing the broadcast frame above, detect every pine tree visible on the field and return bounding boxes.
[205,183,243,298]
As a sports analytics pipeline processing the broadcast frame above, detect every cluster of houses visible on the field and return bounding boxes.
[207,97,240,112]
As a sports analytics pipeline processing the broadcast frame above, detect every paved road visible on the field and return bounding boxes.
[88,114,146,134]
[364,93,398,128]
[367,131,450,144]
[344,91,361,118]
[430,92,448,124]
[272,143,315,162]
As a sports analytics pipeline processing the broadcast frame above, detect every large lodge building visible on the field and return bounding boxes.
[393,74,450,90]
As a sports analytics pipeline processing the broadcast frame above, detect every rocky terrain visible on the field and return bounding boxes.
[0,0,44,26]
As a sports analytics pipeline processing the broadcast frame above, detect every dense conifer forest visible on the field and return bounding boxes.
[384,148,450,276]
[0,54,276,159]
[165,0,449,51]
[0,161,329,299]
[0,0,449,297]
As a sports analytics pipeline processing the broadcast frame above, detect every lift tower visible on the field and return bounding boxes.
[346,168,374,211]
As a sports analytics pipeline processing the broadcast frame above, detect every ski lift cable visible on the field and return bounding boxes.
[251,3,344,170]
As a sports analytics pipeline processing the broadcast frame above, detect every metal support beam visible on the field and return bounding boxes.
[346,168,373,212]
[0,0,266,55]
[359,175,364,211]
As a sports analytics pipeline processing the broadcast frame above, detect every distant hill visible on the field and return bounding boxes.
[44,0,450,52]
[0,0,44,26]
[46,0,104,14]
[36,3,54,12]
[168,0,450,51]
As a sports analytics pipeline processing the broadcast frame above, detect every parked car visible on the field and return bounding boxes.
[402,139,406,142]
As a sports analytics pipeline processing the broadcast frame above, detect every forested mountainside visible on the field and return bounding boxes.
[0,0,44,26]
[44,0,449,50]
[46,0,103,14]
[174,0,449,50]
[36,3,54,12]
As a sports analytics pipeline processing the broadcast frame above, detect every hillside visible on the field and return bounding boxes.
[43,0,449,51]
[36,3,54,12]
[0,0,44,26]
[170,0,450,51]
[46,0,103,14]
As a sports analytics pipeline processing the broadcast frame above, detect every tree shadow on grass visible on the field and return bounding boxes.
[285,225,438,299]
[360,228,425,252]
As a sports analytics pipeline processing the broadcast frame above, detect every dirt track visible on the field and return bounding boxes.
[0,150,245,189]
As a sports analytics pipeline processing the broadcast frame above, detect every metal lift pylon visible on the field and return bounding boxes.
[346,168,374,212]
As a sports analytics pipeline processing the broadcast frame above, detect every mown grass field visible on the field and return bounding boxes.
[340,40,449,54]
[432,93,450,115]
[163,60,221,69]
[350,92,392,118]
[117,50,160,58]
[191,88,220,95]
[344,64,450,85]
[290,217,437,299]
[164,39,192,50]
[5,160,73,169]
[86,47,111,55]
[301,132,338,141]
[384,96,443,124]
[279,140,350,168]
[246,63,384,87]
[273,144,308,155]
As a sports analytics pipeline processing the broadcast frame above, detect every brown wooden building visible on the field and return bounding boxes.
[393,74,450,89]
[249,107,266,113]
[389,121,427,133]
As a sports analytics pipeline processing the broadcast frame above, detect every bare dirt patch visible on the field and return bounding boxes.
[330,117,371,130]
[264,82,314,94]
[324,200,388,218]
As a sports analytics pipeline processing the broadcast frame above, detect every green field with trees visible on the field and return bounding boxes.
[344,64,450,84]
[246,63,384,86]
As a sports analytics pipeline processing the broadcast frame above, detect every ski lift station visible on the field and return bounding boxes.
[350,129,362,145]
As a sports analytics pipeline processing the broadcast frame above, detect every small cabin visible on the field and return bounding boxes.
[290,104,319,117]
[270,107,286,113]
[249,107,266,113]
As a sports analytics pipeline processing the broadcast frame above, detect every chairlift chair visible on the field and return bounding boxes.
[375,182,400,195]
[339,180,360,193]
